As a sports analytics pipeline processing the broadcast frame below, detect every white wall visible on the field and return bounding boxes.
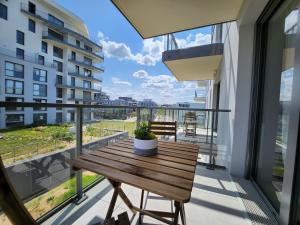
[216,0,269,177]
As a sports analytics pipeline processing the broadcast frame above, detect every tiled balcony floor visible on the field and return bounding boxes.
[43,166,255,225]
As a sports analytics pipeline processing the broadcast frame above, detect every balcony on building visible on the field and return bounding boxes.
[68,57,104,72]
[20,2,102,53]
[55,80,101,93]
[162,26,223,81]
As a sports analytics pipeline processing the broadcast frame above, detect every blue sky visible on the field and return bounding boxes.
[57,0,211,104]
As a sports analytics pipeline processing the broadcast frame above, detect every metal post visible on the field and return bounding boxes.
[75,107,87,204]
[206,111,210,143]
[136,108,141,128]
[150,108,153,121]
[207,110,215,170]
[172,110,175,122]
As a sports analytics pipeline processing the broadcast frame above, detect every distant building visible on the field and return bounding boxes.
[138,99,157,108]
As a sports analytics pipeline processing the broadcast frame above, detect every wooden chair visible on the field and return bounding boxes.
[148,121,177,142]
[138,121,177,224]
[0,157,37,225]
[184,112,197,136]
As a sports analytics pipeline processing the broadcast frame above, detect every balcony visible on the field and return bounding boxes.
[162,30,223,81]
[20,2,102,51]
[0,101,278,225]
[55,81,101,92]
[68,72,102,83]
[42,31,104,62]
[0,47,54,68]
[111,0,245,38]
[68,58,104,72]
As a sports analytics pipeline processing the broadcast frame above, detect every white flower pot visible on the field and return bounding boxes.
[134,138,158,156]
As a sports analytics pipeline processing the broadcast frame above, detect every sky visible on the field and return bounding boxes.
[57,0,212,104]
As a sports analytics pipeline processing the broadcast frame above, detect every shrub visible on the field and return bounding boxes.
[134,122,156,140]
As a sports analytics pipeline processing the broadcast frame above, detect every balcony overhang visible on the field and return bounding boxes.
[111,0,244,39]
[162,43,223,81]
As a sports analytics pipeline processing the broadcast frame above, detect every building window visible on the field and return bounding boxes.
[41,41,48,53]
[84,68,92,77]
[71,77,75,87]
[33,84,47,97]
[0,3,7,20]
[28,2,36,14]
[38,55,44,65]
[56,75,63,84]
[75,65,80,74]
[33,68,47,82]
[84,56,92,65]
[33,113,47,125]
[33,99,47,111]
[70,89,75,99]
[5,97,24,111]
[71,51,76,60]
[56,112,62,123]
[76,40,80,47]
[16,30,24,45]
[53,46,63,59]
[28,19,35,33]
[6,114,24,127]
[69,112,75,122]
[5,62,24,78]
[16,48,24,60]
[83,91,91,100]
[56,88,62,98]
[56,100,62,110]
[83,80,91,89]
[48,14,64,27]
[5,79,24,95]
[48,29,63,41]
[84,45,92,52]
[53,60,63,72]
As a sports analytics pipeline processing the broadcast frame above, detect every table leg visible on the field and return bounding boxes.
[139,189,144,224]
[179,203,186,225]
[173,201,180,225]
[105,183,120,220]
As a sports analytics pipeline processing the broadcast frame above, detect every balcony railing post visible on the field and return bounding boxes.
[150,108,153,121]
[75,107,87,204]
[136,107,141,128]
[207,110,215,170]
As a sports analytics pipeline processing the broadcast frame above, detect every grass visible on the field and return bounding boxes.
[0,172,103,224]
[0,120,136,164]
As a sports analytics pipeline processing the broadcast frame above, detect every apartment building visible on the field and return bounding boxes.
[0,0,103,128]
[112,0,300,224]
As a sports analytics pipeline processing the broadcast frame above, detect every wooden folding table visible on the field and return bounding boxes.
[68,138,199,225]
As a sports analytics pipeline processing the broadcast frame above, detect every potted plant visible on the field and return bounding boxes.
[134,122,158,156]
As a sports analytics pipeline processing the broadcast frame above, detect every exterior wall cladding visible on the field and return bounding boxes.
[0,0,103,129]
[205,0,270,177]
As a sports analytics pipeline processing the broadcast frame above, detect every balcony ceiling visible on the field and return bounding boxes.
[162,43,223,81]
[111,0,244,38]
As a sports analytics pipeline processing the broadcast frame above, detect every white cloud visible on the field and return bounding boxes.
[132,70,149,78]
[98,32,163,66]
[175,33,211,48]
[111,77,132,86]
[98,31,210,66]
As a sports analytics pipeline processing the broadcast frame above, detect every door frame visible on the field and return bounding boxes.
[248,0,300,224]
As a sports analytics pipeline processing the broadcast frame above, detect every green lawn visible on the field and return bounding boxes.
[0,120,136,164]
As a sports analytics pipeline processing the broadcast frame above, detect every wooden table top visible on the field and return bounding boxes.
[69,138,199,203]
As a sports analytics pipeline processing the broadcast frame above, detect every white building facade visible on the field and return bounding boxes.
[0,0,103,128]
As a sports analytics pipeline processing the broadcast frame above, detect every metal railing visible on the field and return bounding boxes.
[0,101,230,222]
[42,31,104,61]
[20,2,102,51]
[0,46,55,68]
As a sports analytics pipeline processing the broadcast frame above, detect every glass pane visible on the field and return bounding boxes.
[255,0,299,211]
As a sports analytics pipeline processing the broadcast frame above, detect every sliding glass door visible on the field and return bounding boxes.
[252,0,300,224]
